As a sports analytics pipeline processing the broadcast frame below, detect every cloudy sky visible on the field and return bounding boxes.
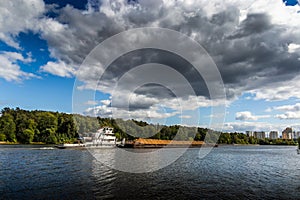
[1,0,300,134]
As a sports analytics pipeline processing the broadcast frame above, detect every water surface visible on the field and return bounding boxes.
[1,145,299,199]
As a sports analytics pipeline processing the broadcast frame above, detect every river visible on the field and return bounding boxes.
[0,145,299,199]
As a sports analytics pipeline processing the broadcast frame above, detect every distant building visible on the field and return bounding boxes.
[246,131,266,139]
[269,131,278,140]
[282,127,292,139]
[246,131,254,137]
[293,131,300,139]
[254,131,266,139]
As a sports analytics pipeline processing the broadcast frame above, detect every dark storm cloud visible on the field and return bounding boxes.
[100,49,209,99]
[228,13,272,39]
[218,25,299,93]
[209,9,240,26]
[40,0,300,103]
[41,4,124,65]
[134,84,176,99]
[126,0,164,25]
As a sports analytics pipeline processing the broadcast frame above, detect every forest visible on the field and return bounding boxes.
[0,107,297,145]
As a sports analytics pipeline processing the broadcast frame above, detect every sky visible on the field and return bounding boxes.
[0,0,300,134]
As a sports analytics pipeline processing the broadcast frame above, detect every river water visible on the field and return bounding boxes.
[0,145,299,199]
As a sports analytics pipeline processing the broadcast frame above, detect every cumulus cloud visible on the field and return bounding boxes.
[0,0,45,49]
[55,0,300,120]
[220,121,297,133]
[250,75,300,101]
[288,43,300,53]
[2,0,300,122]
[0,0,45,82]
[197,120,300,133]
[228,13,272,39]
[235,111,270,121]
[84,101,179,120]
[274,102,300,119]
[84,100,99,106]
[40,60,75,78]
[101,99,111,106]
[34,0,300,103]
[0,51,38,82]
[274,103,300,112]
[276,112,300,119]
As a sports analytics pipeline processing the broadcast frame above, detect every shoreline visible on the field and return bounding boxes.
[218,144,260,146]
[0,142,297,148]
[0,141,46,145]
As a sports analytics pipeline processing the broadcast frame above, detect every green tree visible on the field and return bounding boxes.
[0,133,6,141]
[36,112,58,142]
[0,113,16,142]
[19,129,34,144]
[42,128,57,144]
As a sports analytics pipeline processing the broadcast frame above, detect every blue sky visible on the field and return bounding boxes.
[1,0,300,134]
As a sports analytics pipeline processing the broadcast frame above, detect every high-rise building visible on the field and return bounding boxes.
[246,131,254,137]
[293,131,300,139]
[282,127,292,139]
[269,131,278,140]
[254,131,265,139]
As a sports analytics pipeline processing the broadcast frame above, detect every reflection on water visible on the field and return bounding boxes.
[0,148,93,199]
[89,148,190,173]
[0,145,299,199]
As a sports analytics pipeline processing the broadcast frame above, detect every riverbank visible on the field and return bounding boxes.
[0,141,297,147]
[0,141,46,145]
[218,143,260,146]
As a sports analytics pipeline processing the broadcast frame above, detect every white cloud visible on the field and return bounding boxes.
[265,107,272,112]
[235,111,270,121]
[84,100,99,106]
[64,0,299,124]
[221,121,286,133]
[2,0,289,109]
[273,102,300,119]
[288,43,300,53]
[0,0,45,49]
[84,94,219,121]
[85,103,179,120]
[101,99,111,106]
[226,0,300,26]
[235,111,257,121]
[251,75,300,101]
[274,103,300,112]
[0,51,38,82]
[40,60,75,78]
[276,112,300,120]
[180,115,192,119]
[2,0,300,130]
[191,121,300,133]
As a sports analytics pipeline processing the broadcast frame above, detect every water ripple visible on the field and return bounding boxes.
[0,145,299,199]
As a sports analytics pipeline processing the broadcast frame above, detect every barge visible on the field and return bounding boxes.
[128,138,207,148]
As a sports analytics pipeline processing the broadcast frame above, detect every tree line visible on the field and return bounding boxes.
[0,107,298,145]
[97,118,298,145]
[0,107,99,144]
